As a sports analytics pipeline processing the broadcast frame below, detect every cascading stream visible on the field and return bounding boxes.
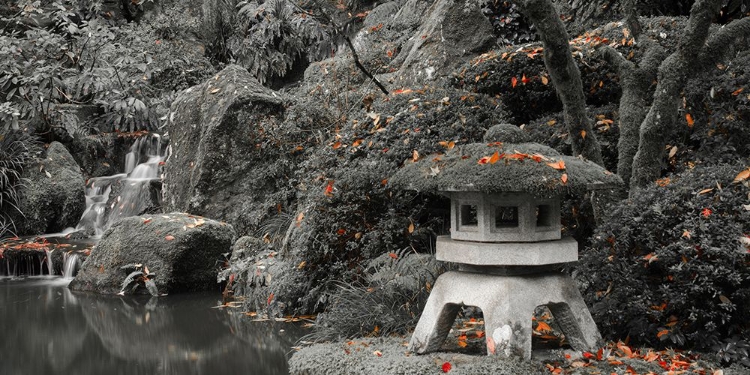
[76,134,169,237]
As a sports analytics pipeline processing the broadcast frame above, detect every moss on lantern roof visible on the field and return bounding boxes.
[389,142,622,198]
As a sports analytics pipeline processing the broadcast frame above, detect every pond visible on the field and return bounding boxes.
[0,277,305,375]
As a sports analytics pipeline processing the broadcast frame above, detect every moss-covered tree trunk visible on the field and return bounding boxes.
[598,0,666,185]
[629,0,750,190]
[514,0,604,166]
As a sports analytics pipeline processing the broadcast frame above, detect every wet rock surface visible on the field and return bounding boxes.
[9,142,86,235]
[69,212,235,294]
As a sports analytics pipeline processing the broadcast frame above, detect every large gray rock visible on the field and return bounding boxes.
[162,65,292,236]
[11,142,85,235]
[69,212,235,294]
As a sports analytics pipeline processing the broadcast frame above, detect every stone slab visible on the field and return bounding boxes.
[436,236,578,266]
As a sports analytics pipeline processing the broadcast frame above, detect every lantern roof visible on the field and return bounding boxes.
[389,142,622,199]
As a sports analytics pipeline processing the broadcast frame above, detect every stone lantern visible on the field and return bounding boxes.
[389,125,622,359]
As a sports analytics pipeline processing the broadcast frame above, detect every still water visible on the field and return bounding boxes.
[0,277,304,375]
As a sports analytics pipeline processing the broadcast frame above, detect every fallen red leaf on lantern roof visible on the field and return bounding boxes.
[489,151,501,164]
[547,160,566,170]
[505,153,527,161]
[511,76,518,88]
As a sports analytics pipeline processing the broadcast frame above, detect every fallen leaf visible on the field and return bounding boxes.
[732,87,744,96]
[297,261,306,269]
[408,222,415,233]
[352,139,363,147]
[164,235,175,241]
[332,141,342,149]
[521,74,529,85]
[209,88,220,94]
[541,76,549,85]
[547,160,566,170]
[686,113,695,128]
[486,337,496,354]
[389,252,398,259]
[267,293,274,305]
[668,146,678,159]
[697,188,713,195]
[580,130,586,140]
[295,212,304,227]
[142,218,152,224]
[324,180,334,197]
[438,141,456,149]
[561,173,568,184]
[412,150,420,162]
[511,76,518,88]
[442,362,452,372]
[702,208,712,218]
[733,167,750,183]
[535,321,552,332]
[478,156,491,165]
[489,151,501,164]
[719,295,732,304]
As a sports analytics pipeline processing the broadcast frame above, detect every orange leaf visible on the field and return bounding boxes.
[267,292,275,305]
[535,321,552,332]
[332,141,342,149]
[702,208,712,217]
[392,88,413,95]
[412,150,420,162]
[506,153,527,161]
[164,235,175,241]
[561,173,568,184]
[296,212,305,227]
[685,113,694,128]
[511,76,518,88]
[530,154,543,162]
[486,337,496,354]
[489,151,501,164]
[657,329,670,338]
[478,156,491,165]
[142,218,152,224]
[389,252,398,259]
[457,341,468,348]
[547,160,566,170]
[352,138,363,147]
[580,130,586,140]
[733,167,750,183]
[439,141,456,149]
[521,74,529,85]
[541,76,549,85]
[732,87,744,96]
[408,222,415,233]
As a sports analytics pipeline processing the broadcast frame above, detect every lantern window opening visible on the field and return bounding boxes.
[494,205,519,228]
[459,204,479,227]
[536,204,554,228]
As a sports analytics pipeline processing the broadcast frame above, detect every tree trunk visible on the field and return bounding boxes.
[515,0,604,166]
[629,0,750,190]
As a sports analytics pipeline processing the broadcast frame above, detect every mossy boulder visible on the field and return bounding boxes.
[69,213,235,294]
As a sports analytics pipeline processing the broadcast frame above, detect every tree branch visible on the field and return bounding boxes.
[697,16,750,68]
[302,0,388,95]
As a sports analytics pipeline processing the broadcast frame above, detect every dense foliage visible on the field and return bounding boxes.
[1,0,212,141]
[0,130,41,237]
[578,163,750,360]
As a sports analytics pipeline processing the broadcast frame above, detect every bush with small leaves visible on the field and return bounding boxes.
[578,162,750,360]
[0,129,42,238]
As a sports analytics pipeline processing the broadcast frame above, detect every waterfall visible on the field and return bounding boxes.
[62,253,80,278]
[75,134,169,237]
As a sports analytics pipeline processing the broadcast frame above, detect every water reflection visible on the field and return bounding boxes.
[0,277,302,375]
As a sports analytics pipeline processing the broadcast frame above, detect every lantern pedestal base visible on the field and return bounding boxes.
[408,271,601,360]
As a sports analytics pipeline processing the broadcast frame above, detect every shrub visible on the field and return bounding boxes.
[578,162,750,356]
[0,130,42,237]
[303,250,448,341]
[480,0,537,45]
